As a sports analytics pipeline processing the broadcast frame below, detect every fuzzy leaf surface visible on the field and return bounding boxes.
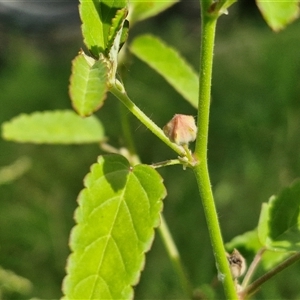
[130,34,198,108]
[79,0,127,57]
[63,154,166,299]
[1,110,104,144]
[256,0,300,31]
[128,0,179,24]
[70,51,108,116]
[258,180,300,251]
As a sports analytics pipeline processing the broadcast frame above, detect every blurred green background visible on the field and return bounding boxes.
[1,1,300,299]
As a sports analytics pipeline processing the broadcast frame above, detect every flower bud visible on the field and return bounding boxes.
[226,249,246,279]
[163,114,197,146]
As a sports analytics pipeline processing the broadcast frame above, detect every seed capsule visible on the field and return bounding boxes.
[163,114,197,146]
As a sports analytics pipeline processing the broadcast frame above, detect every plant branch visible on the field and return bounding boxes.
[240,252,300,299]
[110,84,185,157]
[159,215,193,298]
[193,3,238,299]
[242,248,266,288]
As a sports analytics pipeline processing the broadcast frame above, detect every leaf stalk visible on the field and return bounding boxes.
[110,84,185,157]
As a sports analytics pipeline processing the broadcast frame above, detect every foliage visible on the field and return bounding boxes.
[1,0,300,299]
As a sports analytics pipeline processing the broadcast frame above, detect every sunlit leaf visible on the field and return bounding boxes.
[2,110,105,144]
[130,34,198,108]
[226,229,290,271]
[226,230,262,254]
[70,51,108,116]
[79,0,127,57]
[258,180,300,251]
[256,0,300,31]
[257,202,270,246]
[128,0,179,24]
[63,154,166,299]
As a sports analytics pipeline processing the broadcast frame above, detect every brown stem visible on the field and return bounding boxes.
[240,252,300,299]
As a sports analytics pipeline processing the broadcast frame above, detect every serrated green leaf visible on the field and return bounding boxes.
[1,110,104,144]
[258,180,300,251]
[128,0,179,24]
[70,51,108,116]
[79,0,127,57]
[130,34,198,108]
[256,0,300,32]
[63,154,166,299]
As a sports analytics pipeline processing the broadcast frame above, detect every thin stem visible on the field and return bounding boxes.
[193,3,238,299]
[159,215,193,298]
[110,84,185,157]
[119,102,137,155]
[240,252,300,299]
[242,248,266,288]
[151,159,183,168]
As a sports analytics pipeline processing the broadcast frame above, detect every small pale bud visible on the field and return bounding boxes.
[226,249,246,279]
[163,114,197,145]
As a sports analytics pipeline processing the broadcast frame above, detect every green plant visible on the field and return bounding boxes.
[2,0,300,299]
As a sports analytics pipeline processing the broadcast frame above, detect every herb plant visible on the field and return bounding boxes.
[2,0,300,299]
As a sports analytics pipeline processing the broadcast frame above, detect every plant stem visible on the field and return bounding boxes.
[193,3,238,299]
[240,252,300,299]
[110,84,185,157]
[242,248,266,288]
[159,215,193,298]
[119,102,137,155]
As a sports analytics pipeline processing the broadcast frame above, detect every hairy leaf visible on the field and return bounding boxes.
[256,0,300,31]
[2,110,104,144]
[130,34,198,108]
[63,154,166,299]
[258,180,300,251]
[79,0,127,57]
[70,51,108,116]
[128,0,179,24]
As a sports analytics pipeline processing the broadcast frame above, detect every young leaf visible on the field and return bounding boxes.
[79,0,127,57]
[256,0,300,32]
[106,8,128,57]
[63,154,166,300]
[107,8,128,80]
[258,180,300,251]
[1,110,104,144]
[128,0,179,24]
[70,51,108,116]
[130,34,199,108]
